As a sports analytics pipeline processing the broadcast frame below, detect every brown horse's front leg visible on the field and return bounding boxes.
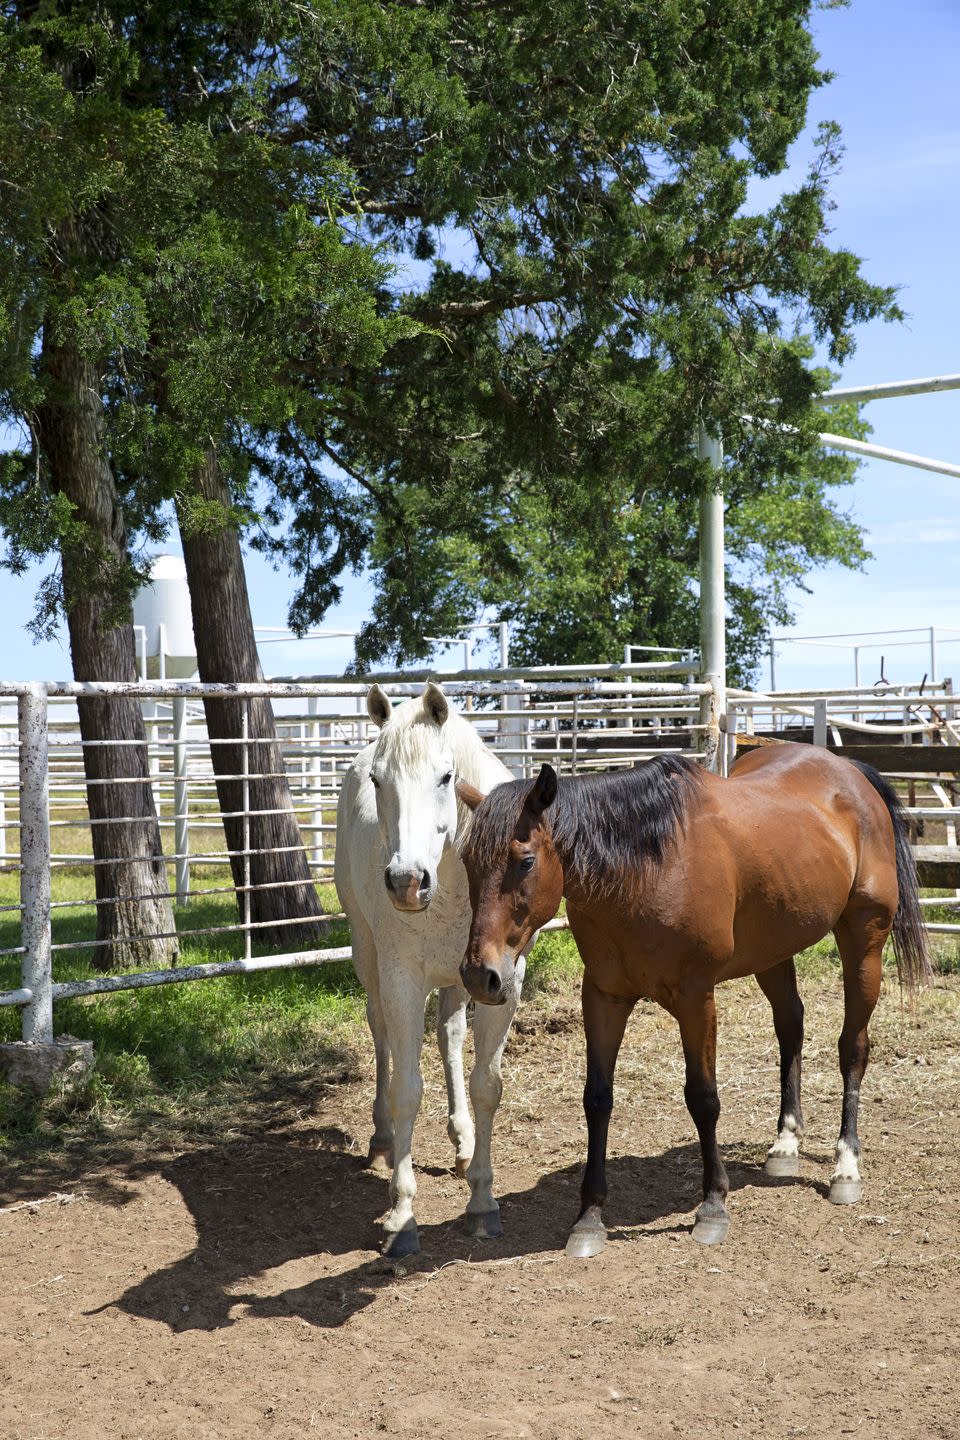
[676,988,730,1245]
[565,975,635,1260]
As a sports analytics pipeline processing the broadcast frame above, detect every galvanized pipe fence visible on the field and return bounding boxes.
[0,672,956,1050]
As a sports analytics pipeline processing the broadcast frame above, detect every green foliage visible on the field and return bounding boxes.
[0,3,900,674]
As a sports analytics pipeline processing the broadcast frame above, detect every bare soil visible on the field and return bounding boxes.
[2,970,959,1440]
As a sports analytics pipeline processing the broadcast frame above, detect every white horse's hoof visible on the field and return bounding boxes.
[765,1152,799,1178]
[455,1155,472,1180]
[464,1208,502,1240]
[565,1208,607,1259]
[828,1177,862,1206]
[383,1222,420,1257]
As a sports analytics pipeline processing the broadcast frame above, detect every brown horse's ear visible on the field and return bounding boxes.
[456,780,485,811]
[527,763,558,817]
[422,680,449,728]
[367,685,392,728]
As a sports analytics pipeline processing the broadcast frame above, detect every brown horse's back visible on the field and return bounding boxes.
[704,744,896,979]
[574,742,899,998]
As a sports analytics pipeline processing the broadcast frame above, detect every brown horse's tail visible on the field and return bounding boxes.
[850,760,931,989]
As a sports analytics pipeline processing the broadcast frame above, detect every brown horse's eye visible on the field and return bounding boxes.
[519,855,535,876]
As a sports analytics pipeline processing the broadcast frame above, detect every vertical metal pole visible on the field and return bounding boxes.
[854,646,861,690]
[19,684,52,1044]
[241,701,251,963]
[173,696,190,903]
[571,693,579,776]
[308,696,322,866]
[930,626,938,684]
[623,642,635,733]
[698,424,726,772]
[813,698,828,748]
[499,621,510,740]
[0,712,7,864]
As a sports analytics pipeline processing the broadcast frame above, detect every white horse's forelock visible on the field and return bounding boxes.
[371,693,496,848]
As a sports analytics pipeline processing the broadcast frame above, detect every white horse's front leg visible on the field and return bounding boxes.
[350,922,393,1171]
[437,984,474,1177]
[381,968,427,1256]
[465,956,524,1239]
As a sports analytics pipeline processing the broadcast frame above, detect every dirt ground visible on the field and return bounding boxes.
[2,969,959,1440]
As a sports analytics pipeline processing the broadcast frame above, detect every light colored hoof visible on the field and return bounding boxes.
[564,1221,607,1255]
[464,1208,502,1240]
[367,1146,394,1174]
[828,1177,862,1206]
[383,1222,420,1257]
[565,1209,607,1260]
[455,1155,472,1180]
[765,1151,799,1178]
[692,1208,730,1246]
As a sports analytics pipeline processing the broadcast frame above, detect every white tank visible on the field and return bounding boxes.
[132,554,198,678]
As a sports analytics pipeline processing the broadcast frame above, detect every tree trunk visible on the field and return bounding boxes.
[36,335,178,972]
[177,451,325,947]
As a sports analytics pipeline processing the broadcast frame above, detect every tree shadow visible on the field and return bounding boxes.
[99,1130,822,1334]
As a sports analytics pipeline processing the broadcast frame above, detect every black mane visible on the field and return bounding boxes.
[465,754,703,901]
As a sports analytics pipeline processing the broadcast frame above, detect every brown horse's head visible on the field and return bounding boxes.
[458,764,565,1005]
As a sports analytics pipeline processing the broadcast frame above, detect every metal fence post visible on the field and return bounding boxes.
[698,423,726,772]
[308,696,323,866]
[241,699,252,963]
[19,683,52,1043]
[173,696,190,903]
[813,698,828,748]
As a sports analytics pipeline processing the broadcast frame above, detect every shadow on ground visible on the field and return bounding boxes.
[94,1128,817,1333]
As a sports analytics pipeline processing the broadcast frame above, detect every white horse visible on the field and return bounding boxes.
[335,681,525,1256]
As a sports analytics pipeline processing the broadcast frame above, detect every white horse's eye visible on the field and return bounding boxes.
[370,775,381,790]
[440,772,453,786]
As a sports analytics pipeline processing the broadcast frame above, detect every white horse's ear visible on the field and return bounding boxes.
[456,781,485,811]
[422,681,448,728]
[367,685,392,728]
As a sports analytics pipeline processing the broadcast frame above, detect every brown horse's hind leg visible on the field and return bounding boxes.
[565,974,635,1260]
[755,961,805,1178]
[675,988,730,1245]
[829,912,887,1206]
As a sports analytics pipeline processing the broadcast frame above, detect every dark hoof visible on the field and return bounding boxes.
[565,1206,607,1260]
[828,1176,862,1206]
[368,1144,394,1174]
[765,1151,799,1179]
[464,1208,502,1240]
[692,1202,730,1246]
[382,1223,420,1257]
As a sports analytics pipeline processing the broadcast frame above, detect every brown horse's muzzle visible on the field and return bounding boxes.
[460,950,516,1006]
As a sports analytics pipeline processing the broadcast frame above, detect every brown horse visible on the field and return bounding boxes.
[456,743,928,1255]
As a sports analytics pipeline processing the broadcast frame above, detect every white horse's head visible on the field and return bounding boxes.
[366,681,459,912]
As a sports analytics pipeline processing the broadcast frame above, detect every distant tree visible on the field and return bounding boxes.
[356,383,872,686]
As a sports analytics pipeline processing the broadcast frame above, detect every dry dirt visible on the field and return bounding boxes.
[2,970,959,1440]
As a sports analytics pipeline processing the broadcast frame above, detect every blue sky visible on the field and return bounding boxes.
[2,0,959,690]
